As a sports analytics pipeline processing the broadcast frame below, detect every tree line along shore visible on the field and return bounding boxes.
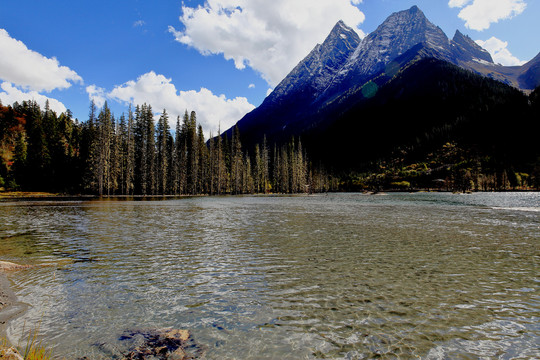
[0,100,337,196]
[1,99,539,195]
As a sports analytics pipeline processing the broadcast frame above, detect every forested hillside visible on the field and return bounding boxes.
[0,100,336,195]
[306,59,540,191]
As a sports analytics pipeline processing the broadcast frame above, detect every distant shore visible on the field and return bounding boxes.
[1,190,538,202]
[0,191,89,200]
[0,191,200,201]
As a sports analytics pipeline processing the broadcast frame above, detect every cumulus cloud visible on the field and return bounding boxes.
[248,84,255,89]
[448,0,527,31]
[0,29,82,92]
[86,85,107,108]
[476,37,525,66]
[0,82,67,114]
[169,0,365,86]
[108,71,255,136]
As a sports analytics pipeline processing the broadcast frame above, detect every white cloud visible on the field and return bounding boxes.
[108,71,255,137]
[0,29,82,92]
[266,88,274,96]
[0,82,67,114]
[476,37,525,66]
[86,85,107,108]
[133,20,145,27]
[449,0,472,7]
[169,0,365,86]
[448,0,526,31]
[248,84,255,89]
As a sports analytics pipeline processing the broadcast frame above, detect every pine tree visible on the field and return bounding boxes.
[179,112,190,194]
[231,126,243,194]
[83,100,98,192]
[280,144,289,193]
[272,143,280,193]
[26,101,50,190]
[118,113,128,194]
[125,106,135,195]
[197,124,208,194]
[166,131,175,194]
[208,133,216,195]
[221,131,230,194]
[261,136,269,193]
[134,105,147,195]
[254,144,262,193]
[110,114,121,195]
[156,109,170,194]
[215,125,227,195]
[145,105,156,195]
[188,111,198,194]
[173,116,183,194]
[94,102,113,196]
[243,153,254,193]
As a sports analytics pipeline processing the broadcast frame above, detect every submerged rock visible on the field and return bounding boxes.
[0,261,32,272]
[119,328,205,360]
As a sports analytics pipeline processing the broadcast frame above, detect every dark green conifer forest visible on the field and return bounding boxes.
[0,100,335,195]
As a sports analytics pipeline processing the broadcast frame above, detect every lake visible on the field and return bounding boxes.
[0,192,539,359]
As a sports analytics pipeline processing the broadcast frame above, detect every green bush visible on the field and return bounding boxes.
[391,181,411,189]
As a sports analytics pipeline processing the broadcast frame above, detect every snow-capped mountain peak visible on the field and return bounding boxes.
[227,6,539,146]
[326,6,452,93]
[267,19,360,103]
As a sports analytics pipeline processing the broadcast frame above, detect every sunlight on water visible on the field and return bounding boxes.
[0,193,539,359]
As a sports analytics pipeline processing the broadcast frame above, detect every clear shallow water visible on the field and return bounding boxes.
[0,192,539,359]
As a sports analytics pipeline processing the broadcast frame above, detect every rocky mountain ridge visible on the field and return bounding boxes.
[224,6,540,146]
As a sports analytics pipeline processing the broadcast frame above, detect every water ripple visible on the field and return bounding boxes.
[0,193,538,359]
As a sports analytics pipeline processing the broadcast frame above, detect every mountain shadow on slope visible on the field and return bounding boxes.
[303,58,539,172]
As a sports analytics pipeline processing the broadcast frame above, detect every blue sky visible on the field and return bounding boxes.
[1,0,538,136]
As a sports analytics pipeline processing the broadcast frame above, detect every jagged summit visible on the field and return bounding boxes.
[271,6,452,105]
[332,20,358,36]
[320,19,362,56]
[369,5,448,50]
[320,6,452,99]
[452,30,493,64]
[266,18,360,104]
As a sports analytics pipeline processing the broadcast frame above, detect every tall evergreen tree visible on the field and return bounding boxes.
[231,126,243,194]
[197,124,208,194]
[145,104,156,195]
[134,104,147,195]
[125,106,135,195]
[94,102,113,196]
[261,136,269,193]
[118,113,128,194]
[156,109,170,194]
[188,111,198,194]
[173,115,183,194]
